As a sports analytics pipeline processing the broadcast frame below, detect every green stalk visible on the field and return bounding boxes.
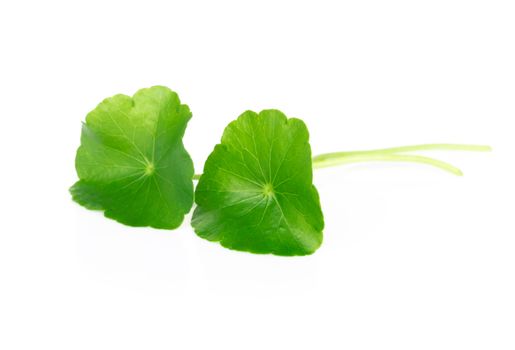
[312,153,463,175]
[312,144,491,162]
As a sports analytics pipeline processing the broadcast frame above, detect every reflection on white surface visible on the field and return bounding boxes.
[75,210,192,293]
[75,208,321,297]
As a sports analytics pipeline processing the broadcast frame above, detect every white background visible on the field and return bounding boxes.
[1,1,514,349]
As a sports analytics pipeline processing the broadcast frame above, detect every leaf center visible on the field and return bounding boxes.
[144,161,155,176]
[262,183,275,197]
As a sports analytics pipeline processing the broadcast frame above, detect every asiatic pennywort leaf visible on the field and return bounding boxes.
[191,109,324,256]
[70,86,194,229]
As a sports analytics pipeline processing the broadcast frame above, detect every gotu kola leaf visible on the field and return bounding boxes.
[70,86,194,229]
[191,109,324,256]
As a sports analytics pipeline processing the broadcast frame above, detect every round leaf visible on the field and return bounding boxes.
[71,86,194,229]
[192,110,324,256]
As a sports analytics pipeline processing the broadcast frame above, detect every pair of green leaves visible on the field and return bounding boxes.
[71,86,324,256]
[71,86,491,256]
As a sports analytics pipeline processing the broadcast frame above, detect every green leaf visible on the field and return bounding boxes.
[191,110,324,256]
[70,86,194,229]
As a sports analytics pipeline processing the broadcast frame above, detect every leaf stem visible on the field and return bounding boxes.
[312,143,491,162]
[312,143,490,176]
[312,153,464,175]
